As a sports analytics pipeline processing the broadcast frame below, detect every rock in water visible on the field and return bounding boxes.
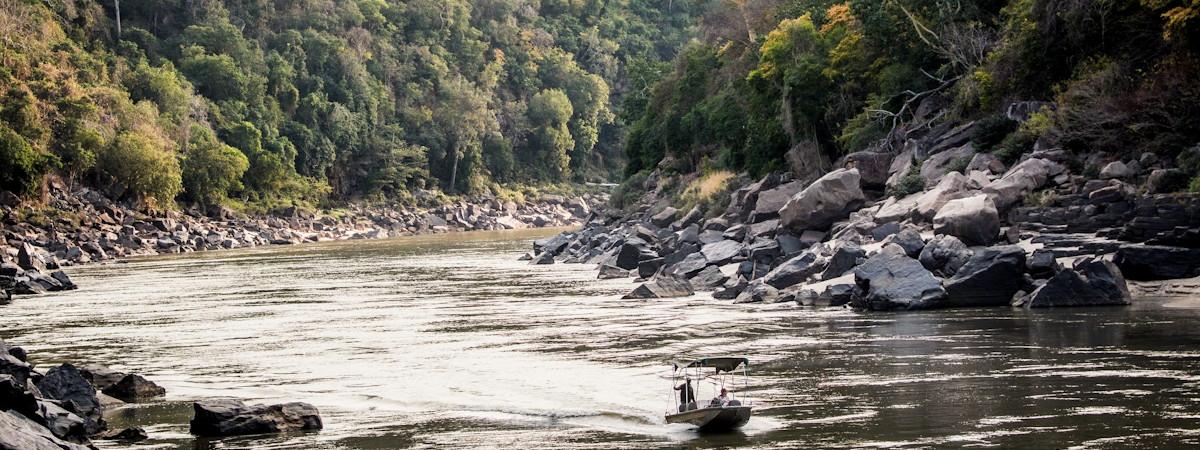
[780,169,865,231]
[853,245,947,310]
[33,400,88,443]
[943,246,1027,307]
[622,276,695,299]
[35,364,103,435]
[78,365,126,391]
[1017,257,1132,308]
[1113,245,1200,281]
[918,235,972,276]
[97,427,148,442]
[0,409,91,450]
[190,399,323,437]
[101,374,166,402]
[597,264,631,279]
[933,194,1000,246]
[762,251,827,289]
[530,252,555,265]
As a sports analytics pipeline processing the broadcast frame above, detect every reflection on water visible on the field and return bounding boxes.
[2,228,1200,449]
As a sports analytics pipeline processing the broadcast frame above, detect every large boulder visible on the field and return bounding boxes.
[622,276,695,299]
[943,246,1027,307]
[613,241,656,271]
[1016,257,1132,308]
[933,194,1000,246]
[982,158,1061,211]
[35,364,103,435]
[852,245,947,310]
[700,240,745,266]
[0,375,36,419]
[597,264,631,279]
[733,280,780,304]
[101,374,165,402]
[843,151,893,189]
[1100,161,1133,179]
[762,251,827,289]
[690,266,730,290]
[650,207,679,227]
[913,172,973,221]
[34,400,89,443]
[780,169,865,231]
[752,181,805,222]
[918,235,972,277]
[189,399,323,437]
[920,143,976,187]
[819,242,866,281]
[0,354,31,387]
[1113,245,1200,281]
[0,409,91,450]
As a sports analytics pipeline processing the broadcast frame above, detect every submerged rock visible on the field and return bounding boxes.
[35,364,103,435]
[189,399,323,437]
[101,374,166,402]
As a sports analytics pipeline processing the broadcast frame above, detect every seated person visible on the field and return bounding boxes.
[710,388,731,407]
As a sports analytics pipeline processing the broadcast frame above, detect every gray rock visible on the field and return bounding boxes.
[780,169,865,231]
[700,240,745,266]
[0,409,90,450]
[97,427,148,442]
[1026,249,1061,278]
[597,264,631,279]
[920,143,976,187]
[35,364,103,435]
[0,375,36,419]
[622,276,695,299]
[870,222,901,241]
[1113,245,1200,281]
[0,354,31,386]
[613,242,655,270]
[34,400,88,443]
[762,251,827,289]
[16,243,44,272]
[101,374,166,402]
[673,252,709,277]
[819,242,866,281]
[1018,258,1132,308]
[933,194,1000,246]
[883,228,925,258]
[530,252,555,265]
[753,181,806,221]
[982,158,1061,211]
[853,245,947,310]
[794,282,858,307]
[843,151,893,189]
[713,278,749,300]
[966,153,1005,174]
[943,246,1027,307]
[733,280,779,304]
[690,266,730,290]
[650,207,679,227]
[189,399,323,437]
[1146,168,1190,194]
[914,172,973,221]
[918,235,972,276]
[1100,161,1133,179]
[638,257,665,279]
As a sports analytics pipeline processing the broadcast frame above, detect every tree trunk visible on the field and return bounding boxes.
[779,82,798,147]
[448,150,461,193]
[114,0,122,37]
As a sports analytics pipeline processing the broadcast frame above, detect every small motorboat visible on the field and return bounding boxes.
[665,356,753,431]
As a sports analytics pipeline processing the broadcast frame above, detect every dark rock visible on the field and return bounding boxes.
[776,234,805,256]
[713,278,749,300]
[650,207,679,227]
[721,224,748,242]
[533,234,570,255]
[853,245,947,310]
[34,400,88,443]
[794,282,858,307]
[637,257,665,279]
[1026,249,1061,278]
[613,242,655,270]
[733,280,779,304]
[944,246,1027,307]
[97,427,148,442]
[870,222,901,241]
[48,271,75,290]
[1114,245,1200,281]
[622,276,695,299]
[0,375,37,419]
[763,251,827,289]
[747,239,781,262]
[673,252,709,277]
[0,409,90,450]
[79,365,127,391]
[843,151,892,189]
[597,264,631,279]
[101,374,165,402]
[35,364,103,435]
[1018,258,1132,308]
[189,399,323,437]
[0,354,31,387]
[819,242,866,281]
[16,243,44,272]
[1146,169,1190,194]
[690,266,730,290]
[530,252,555,265]
[672,207,704,229]
[883,228,925,258]
[780,169,865,231]
[918,235,972,276]
[700,240,745,266]
[752,181,806,222]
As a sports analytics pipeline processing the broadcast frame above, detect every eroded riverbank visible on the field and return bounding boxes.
[2,230,1199,448]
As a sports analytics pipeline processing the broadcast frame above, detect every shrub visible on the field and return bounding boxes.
[182,126,249,207]
[972,114,1019,150]
[886,163,924,198]
[611,171,649,210]
[0,126,55,197]
[98,131,182,208]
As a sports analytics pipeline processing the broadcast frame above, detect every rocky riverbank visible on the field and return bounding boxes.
[526,117,1200,310]
[0,182,606,299]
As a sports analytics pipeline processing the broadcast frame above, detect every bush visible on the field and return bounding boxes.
[0,126,55,197]
[182,126,249,207]
[99,131,183,208]
[886,163,924,198]
[972,114,1019,150]
[611,171,649,210]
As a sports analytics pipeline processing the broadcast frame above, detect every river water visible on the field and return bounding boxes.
[3,229,1200,449]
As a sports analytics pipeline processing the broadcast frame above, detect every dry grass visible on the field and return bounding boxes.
[676,170,736,215]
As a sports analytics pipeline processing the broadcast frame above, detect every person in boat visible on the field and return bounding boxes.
[675,379,696,411]
[711,388,731,407]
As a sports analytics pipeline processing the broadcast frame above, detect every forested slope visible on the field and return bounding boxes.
[620,0,1200,205]
[0,0,703,210]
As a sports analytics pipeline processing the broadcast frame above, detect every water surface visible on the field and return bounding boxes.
[3,229,1200,449]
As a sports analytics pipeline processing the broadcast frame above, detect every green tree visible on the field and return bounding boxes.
[182,126,250,207]
[0,126,55,198]
[98,131,183,208]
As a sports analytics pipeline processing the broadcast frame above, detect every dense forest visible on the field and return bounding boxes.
[0,0,704,210]
[620,0,1200,205]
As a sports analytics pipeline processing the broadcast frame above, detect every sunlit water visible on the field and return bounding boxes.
[3,228,1200,449]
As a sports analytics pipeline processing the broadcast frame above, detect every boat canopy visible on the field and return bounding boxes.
[671,357,748,373]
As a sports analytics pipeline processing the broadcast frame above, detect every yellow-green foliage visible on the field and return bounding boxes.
[676,170,735,216]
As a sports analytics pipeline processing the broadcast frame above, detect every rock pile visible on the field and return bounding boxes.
[526,115,1200,311]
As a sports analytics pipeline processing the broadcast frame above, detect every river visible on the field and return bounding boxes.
[2,229,1200,449]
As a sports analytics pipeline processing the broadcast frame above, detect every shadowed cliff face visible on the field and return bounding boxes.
[2,229,1200,449]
